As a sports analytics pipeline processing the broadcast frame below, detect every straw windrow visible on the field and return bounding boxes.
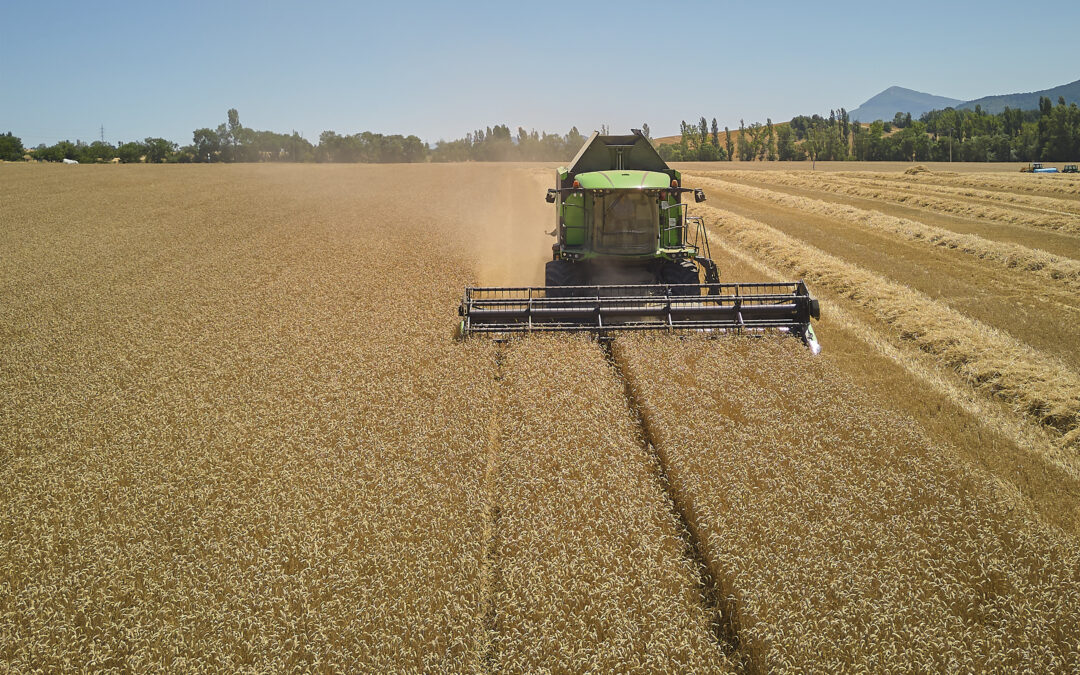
[705,170,1080,234]
[700,204,1080,446]
[690,174,1080,291]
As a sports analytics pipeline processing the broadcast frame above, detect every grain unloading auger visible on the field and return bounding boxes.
[458,130,821,352]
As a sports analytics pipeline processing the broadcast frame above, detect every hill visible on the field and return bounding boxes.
[959,78,1080,114]
[850,87,963,122]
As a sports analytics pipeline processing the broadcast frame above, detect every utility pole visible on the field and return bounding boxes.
[100,125,105,143]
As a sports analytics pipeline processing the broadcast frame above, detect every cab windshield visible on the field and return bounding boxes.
[591,191,658,254]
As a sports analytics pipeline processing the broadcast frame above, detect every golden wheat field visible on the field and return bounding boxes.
[3,161,1080,672]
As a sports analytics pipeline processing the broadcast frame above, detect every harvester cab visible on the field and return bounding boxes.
[458,130,821,352]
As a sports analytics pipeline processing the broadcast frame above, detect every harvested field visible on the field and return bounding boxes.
[837,172,1080,215]
[693,174,1080,292]
[708,169,1080,234]
[3,162,1080,671]
[874,169,1080,200]
[695,204,1080,442]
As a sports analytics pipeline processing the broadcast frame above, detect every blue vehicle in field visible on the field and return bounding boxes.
[1021,162,1059,173]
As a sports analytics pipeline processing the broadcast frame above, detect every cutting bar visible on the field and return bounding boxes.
[458,281,821,349]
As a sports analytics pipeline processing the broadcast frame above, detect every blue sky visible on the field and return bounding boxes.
[2,0,1078,147]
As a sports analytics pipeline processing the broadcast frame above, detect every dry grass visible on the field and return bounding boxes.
[691,173,1080,291]
[720,170,1080,234]
[616,334,1080,672]
[699,203,1080,447]
[491,336,730,672]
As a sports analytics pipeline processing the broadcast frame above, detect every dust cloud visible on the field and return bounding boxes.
[472,167,556,287]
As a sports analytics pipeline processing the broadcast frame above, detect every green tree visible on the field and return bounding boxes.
[0,132,24,160]
[710,118,719,147]
[679,120,694,154]
[698,141,721,161]
[227,108,241,145]
[144,138,177,163]
[116,141,147,163]
[776,124,798,160]
[641,122,650,138]
[192,128,222,162]
[78,141,115,163]
[804,129,824,169]
[566,126,584,150]
[724,126,733,161]
[766,119,777,161]
[658,143,683,162]
[34,141,77,162]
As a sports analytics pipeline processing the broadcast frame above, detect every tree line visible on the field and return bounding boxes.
[2,109,591,164]
[660,97,1079,163]
[4,100,1076,164]
[653,110,857,164]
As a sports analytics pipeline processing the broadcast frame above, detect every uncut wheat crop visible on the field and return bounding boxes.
[0,164,507,671]
[5,161,1080,673]
[616,334,1080,673]
[490,336,730,672]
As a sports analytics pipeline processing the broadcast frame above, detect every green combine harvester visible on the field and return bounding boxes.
[459,130,821,351]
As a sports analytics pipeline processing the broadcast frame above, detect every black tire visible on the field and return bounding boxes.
[660,259,700,295]
[545,260,585,297]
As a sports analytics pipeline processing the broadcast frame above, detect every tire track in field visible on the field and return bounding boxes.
[601,340,749,672]
[616,332,1080,672]
[490,337,732,672]
[477,344,504,672]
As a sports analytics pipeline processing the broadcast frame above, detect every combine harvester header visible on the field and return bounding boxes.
[459,130,821,351]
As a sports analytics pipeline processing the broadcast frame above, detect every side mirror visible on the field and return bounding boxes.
[694,189,706,203]
[546,189,558,203]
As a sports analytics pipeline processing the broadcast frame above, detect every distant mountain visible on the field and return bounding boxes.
[850,87,963,122]
[958,78,1080,114]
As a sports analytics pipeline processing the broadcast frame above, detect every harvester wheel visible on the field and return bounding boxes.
[661,259,700,295]
[545,260,584,298]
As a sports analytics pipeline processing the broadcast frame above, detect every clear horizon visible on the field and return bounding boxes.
[2,0,1078,148]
